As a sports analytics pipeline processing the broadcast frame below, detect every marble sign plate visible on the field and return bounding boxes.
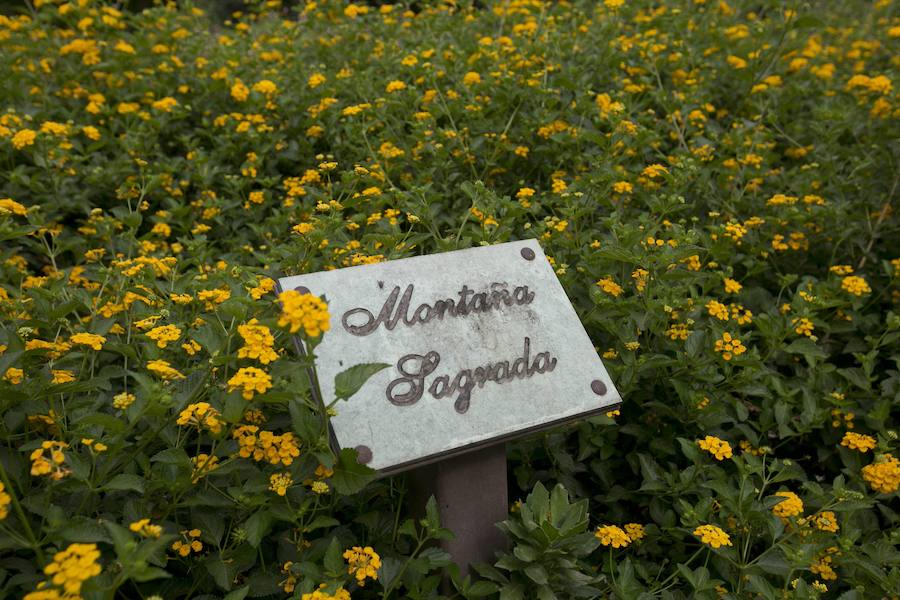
[278,239,621,473]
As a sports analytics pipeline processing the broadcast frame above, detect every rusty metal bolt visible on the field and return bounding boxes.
[355,445,373,465]
[590,380,607,396]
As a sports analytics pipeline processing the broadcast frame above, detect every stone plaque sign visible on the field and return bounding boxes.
[278,239,621,473]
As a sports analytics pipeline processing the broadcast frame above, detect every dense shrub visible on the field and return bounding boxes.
[0,0,898,598]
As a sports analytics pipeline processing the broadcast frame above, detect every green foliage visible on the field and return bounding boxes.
[477,482,600,599]
[0,0,898,598]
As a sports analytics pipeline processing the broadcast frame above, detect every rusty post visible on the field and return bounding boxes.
[408,444,509,576]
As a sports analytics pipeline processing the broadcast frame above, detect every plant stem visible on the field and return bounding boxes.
[0,459,45,563]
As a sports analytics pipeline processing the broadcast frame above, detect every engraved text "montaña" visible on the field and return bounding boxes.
[341,283,535,337]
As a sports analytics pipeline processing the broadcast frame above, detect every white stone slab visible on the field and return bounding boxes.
[278,239,621,473]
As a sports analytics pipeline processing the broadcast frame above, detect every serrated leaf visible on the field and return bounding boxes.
[244,510,272,548]
[333,362,389,401]
[101,473,145,493]
[223,586,249,600]
[330,447,376,495]
[323,537,343,575]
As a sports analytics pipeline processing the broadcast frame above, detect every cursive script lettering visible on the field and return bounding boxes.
[386,337,557,414]
[342,283,535,337]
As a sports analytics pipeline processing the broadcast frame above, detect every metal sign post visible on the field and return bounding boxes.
[408,444,508,575]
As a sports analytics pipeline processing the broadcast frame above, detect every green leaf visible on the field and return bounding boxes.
[333,362,389,401]
[304,515,340,532]
[75,413,126,433]
[785,338,826,362]
[425,495,441,531]
[512,544,540,563]
[330,447,377,495]
[499,583,525,600]
[130,565,172,583]
[222,393,246,423]
[206,556,231,590]
[289,398,322,439]
[59,518,114,544]
[323,537,344,575]
[101,474,146,493]
[468,581,500,597]
[244,510,272,548]
[223,586,250,600]
[524,564,548,585]
[526,482,550,523]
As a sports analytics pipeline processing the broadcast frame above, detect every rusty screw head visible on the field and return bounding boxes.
[590,380,607,396]
[355,445,372,465]
[294,285,310,295]
[520,247,536,261]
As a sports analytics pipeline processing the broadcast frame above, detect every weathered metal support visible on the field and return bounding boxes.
[408,444,509,576]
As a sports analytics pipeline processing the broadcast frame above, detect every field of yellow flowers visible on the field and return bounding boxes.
[1,0,899,598]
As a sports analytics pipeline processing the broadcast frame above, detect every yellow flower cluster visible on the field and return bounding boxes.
[861,454,900,494]
[82,438,107,453]
[792,317,814,337]
[301,585,351,600]
[344,546,382,586]
[772,491,804,518]
[227,366,273,400]
[693,524,732,548]
[280,561,298,594]
[197,288,231,310]
[841,275,870,296]
[146,359,185,380]
[30,440,70,480]
[130,518,162,538]
[190,453,219,483]
[666,323,691,341]
[810,548,839,581]
[69,332,105,351]
[812,511,839,533]
[697,436,733,460]
[269,472,293,496]
[841,431,876,452]
[596,277,623,297]
[4,367,23,384]
[112,392,135,410]
[12,128,36,149]
[171,529,203,557]
[233,426,301,465]
[706,300,729,321]
[249,277,276,300]
[0,481,10,520]
[714,332,746,361]
[0,197,27,215]
[624,523,646,542]
[146,324,182,348]
[177,402,223,435]
[24,543,102,599]
[51,370,75,384]
[723,278,742,294]
[277,290,331,337]
[594,525,632,548]
[237,319,278,364]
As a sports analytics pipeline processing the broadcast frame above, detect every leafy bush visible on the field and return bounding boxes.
[477,482,601,599]
[0,0,898,598]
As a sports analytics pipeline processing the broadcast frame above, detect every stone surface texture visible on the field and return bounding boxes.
[278,239,621,472]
